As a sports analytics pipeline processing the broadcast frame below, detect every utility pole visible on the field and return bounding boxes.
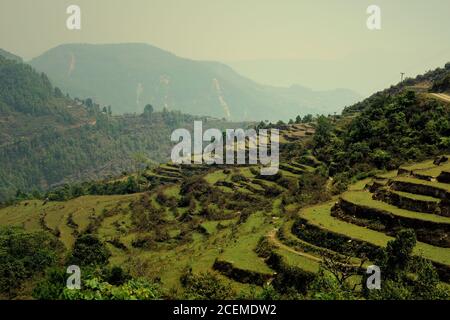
[400,72,405,82]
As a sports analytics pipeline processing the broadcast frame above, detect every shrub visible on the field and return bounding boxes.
[67,234,110,266]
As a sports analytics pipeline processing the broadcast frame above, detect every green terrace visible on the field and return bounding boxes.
[341,191,450,224]
[300,201,450,267]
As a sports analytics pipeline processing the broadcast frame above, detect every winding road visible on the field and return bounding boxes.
[430,93,450,103]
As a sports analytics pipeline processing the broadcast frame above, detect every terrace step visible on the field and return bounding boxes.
[263,231,320,289]
[390,177,450,201]
[289,161,313,171]
[299,201,450,281]
[144,173,182,184]
[279,163,304,175]
[374,188,445,215]
[154,168,183,178]
[159,164,182,173]
[338,191,450,247]
[212,259,274,286]
[277,221,364,266]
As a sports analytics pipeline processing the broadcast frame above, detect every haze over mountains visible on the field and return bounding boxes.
[29,43,362,121]
[0,51,246,201]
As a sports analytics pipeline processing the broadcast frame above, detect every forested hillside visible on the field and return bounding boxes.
[311,64,450,194]
[0,48,22,62]
[344,63,450,114]
[0,56,244,201]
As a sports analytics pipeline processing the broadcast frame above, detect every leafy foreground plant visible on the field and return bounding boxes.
[33,266,162,300]
[366,229,449,300]
[0,227,62,298]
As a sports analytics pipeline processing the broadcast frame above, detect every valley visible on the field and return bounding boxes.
[1,124,450,299]
[0,48,449,301]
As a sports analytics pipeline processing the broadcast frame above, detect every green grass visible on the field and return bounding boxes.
[278,220,362,265]
[279,169,300,178]
[415,162,450,178]
[201,221,218,234]
[204,170,228,185]
[0,200,42,231]
[300,202,450,266]
[0,194,139,248]
[342,191,450,224]
[272,198,283,215]
[220,212,274,274]
[273,247,320,273]
[400,159,437,171]
[375,170,398,179]
[163,185,181,199]
[348,178,372,191]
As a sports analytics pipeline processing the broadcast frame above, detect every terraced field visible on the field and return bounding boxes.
[2,135,449,294]
[294,158,450,282]
[0,146,323,293]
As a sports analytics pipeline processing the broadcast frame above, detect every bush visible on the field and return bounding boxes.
[0,227,62,297]
[180,268,234,300]
[67,234,110,266]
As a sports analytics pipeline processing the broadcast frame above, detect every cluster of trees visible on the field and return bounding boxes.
[257,114,314,129]
[313,91,450,191]
[31,233,162,300]
[0,102,200,202]
[1,53,250,202]
[432,73,450,93]
[0,227,62,298]
[344,62,450,115]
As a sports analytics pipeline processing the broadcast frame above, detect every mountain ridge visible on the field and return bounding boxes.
[29,43,362,121]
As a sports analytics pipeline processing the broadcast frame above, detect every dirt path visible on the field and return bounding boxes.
[267,229,323,263]
[430,93,450,103]
[267,228,364,268]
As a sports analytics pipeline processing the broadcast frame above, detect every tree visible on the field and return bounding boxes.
[143,104,154,119]
[367,229,449,300]
[370,149,391,169]
[85,98,93,108]
[32,267,67,300]
[302,114,313,123]
[308,268,358,300]
[313,115,333,147]
[180,268,234,300]
[67,234,110,266]
[0,227,61,297]
[383,229,416,279]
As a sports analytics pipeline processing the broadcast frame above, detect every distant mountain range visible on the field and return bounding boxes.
[29,43,362,121]
[0,53,243,201]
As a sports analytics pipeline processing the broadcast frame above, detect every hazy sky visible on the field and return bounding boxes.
[1,0,449,95]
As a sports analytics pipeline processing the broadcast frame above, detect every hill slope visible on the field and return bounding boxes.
[0,48,22,62]
[0,56,244,201]
[30,43,362,121]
